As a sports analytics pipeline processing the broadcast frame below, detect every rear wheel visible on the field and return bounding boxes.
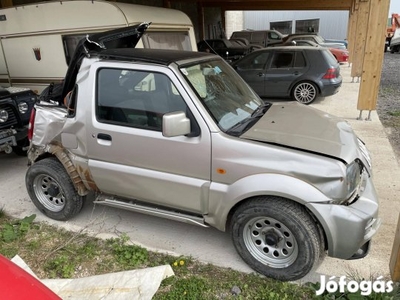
[25,157,84,220]
[230,197,323,281]
[292,81,318,104]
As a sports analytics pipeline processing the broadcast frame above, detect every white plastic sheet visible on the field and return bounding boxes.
[12,255,174,300]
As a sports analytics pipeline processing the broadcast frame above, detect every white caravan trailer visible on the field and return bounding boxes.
[0,0,197,92]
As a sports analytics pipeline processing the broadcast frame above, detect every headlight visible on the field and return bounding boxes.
[0,109,8,123]
[344,160,362,204]
[358,138,371,168]
[18,102,29,114]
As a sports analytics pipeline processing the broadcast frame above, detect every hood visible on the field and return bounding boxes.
[240,102,359,164]
[61,22,150,103]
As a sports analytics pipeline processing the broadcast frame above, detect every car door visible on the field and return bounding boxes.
[234,51,271,95]
[264,50,308,97]
[85,63,212,214]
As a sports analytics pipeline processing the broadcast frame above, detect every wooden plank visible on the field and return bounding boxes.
[0,0,13,8]
[203,1,353,10]
[351,1,369,78]
[357,0,390,110]
[390,213,400,281]
[197,2,205,40]
[347,11,358,64]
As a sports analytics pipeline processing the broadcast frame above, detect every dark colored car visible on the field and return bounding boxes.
[197,38,260,62]
[0,86,37,155]
[231,46,342,104]
[276,40,349,63]
[272,33,347,49]
[230,30,284,47]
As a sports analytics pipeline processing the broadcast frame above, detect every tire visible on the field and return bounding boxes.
[230,197,323,281]
[25,157,84,220]
[292,81,318,105]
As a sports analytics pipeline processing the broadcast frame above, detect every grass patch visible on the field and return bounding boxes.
[388,110,400,117]
[0,213,398,299]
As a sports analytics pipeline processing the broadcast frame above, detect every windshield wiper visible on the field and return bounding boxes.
[251,102,271,118]
[227,102,271,136]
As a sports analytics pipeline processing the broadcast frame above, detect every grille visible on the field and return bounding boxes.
[0,105,18,129]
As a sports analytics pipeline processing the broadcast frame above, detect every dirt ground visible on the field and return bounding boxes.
[377,53,400,161]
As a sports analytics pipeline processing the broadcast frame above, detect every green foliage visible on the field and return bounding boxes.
[388,110,400,117]
[155,277,210,300]
[109,234,149,268]
[45,255,76,278]
[0,214,36,242]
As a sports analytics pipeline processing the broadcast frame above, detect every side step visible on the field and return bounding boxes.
[94,195,209,228]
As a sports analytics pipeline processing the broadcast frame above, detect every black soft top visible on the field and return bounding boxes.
[61,23,149,103]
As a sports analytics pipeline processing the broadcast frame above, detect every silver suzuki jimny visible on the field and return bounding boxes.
[25,23,380,281]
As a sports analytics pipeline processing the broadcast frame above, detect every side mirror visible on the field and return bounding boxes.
[162,111,191,137]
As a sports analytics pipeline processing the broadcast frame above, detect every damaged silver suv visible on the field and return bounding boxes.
[25,23,380,281]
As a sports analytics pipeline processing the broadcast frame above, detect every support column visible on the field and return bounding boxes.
[347,10,358,65]
[357,0,390,117]
[351,1,369,81]
[197,2,205,40]
[390,213,400,281]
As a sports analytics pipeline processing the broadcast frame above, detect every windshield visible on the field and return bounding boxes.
[180,59,263,131]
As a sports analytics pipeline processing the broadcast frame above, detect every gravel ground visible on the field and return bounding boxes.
[377,52,400,159]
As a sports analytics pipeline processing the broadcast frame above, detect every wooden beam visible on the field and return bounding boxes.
[347,11,358,64]
[351,1,368,78]
[0,0,13,8]
[357,0,390,111]
[198,2,205,40]
[390,213,400,281]
[167,0,353,10]
[206,1,352,10]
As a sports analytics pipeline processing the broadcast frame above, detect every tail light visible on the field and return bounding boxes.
[28,108,36,141]
[323,67,337,79]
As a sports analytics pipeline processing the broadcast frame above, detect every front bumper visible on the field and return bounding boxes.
[0,128,17,153]
[306,175,380,259]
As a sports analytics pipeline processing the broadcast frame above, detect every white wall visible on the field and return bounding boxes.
[226,10,349,40]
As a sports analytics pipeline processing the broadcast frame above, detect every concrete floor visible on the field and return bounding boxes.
[0,65,398,283]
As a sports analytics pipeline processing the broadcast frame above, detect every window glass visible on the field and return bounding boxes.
[294,52,306,68]
[97,68,188,131]
[295,19,320,33]
[142,32,192,51]
[181,59,263,131]
[270,21,292,35]
[62,34,86,65]
[270,52,294,68]
[236,52,270,70]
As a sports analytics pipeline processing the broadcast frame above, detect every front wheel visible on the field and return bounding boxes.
[230,197,323,281]
[292,81,318,104]
[25,157,84,220]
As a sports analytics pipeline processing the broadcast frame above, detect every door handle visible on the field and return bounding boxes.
[96,133,112,146]
[97,133,112,141]
[258,73,265,77]
[293,71,299,75]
